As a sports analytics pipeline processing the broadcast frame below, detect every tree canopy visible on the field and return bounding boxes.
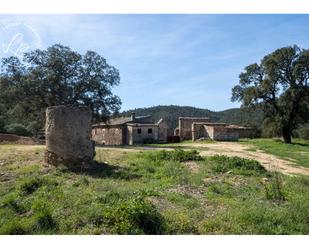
[0,44,121,134]
[232,45,309,143]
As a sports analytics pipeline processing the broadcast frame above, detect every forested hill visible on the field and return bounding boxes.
[120,105,263,131]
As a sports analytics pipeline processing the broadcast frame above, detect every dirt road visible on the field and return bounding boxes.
[183,142,309,176]
[99,142,309,176]
[3,143,309,176]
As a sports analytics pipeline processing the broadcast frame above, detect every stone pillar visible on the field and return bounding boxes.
[157,119,168,143]
[192,123,196,141]
[45,105,95,166]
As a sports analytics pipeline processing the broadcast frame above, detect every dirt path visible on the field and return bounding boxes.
[188,142,309,176]
[3,143,308,176]
[100,143,309,176]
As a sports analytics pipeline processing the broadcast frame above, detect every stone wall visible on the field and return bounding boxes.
[45,105,95,165]
[92,125,124,145]
[192,123,210,141]
[179,117,210,140]
[237,128,254,138]
[127,124,159,145]
[157,119,168,142]
[192,123,239,141]
[212,126,239,141]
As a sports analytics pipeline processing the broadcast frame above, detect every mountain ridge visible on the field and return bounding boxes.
[120,105,263,133]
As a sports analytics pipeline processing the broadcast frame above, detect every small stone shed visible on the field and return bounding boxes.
[175,117,253,141]
[92,113,168,145]
[175,117,211,140]
[192,123,239,141]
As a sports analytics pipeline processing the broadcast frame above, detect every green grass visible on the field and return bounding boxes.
[142,149,202,162]
[209,155,267,175]
[1,144,309,234]
[241,138,309,168]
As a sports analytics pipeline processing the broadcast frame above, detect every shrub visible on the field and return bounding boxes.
[295,124,309,140]
[80,175,90,186]
[145,149,202,162]
[0,116,6,133]
[261,118,281,138]
[26,121,41,136]
[164,211,198,234]
[210,155,266,175]
[97,191,125,204]
[4,123,31,136]
[208,182,234,197]
[103,197,165,234]
[297,176,309,187]
[263,172,286,203]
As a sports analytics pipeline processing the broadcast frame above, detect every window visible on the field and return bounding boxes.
[137,128,142,134]
[148,128,152,134]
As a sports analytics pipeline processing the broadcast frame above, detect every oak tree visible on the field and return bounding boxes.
[0,44,121,133]
[232,45,309,143]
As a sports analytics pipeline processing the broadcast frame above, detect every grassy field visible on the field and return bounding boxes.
[1,143,309,234]
[241,139,309,168]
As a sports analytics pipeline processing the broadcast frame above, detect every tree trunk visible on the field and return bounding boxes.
[282,126,292,144]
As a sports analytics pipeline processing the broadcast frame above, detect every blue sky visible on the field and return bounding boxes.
[0,14,309,111]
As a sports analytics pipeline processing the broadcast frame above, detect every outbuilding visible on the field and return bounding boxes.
[92,113,168,145]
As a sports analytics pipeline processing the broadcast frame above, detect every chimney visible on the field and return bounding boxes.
[131,112,136,121]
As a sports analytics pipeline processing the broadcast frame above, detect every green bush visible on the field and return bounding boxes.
[210,155,266,175]
[208,182,234,197]
[263,172,286,203]
[144,149,201,162]
[0,116,6,133]
[4,123,31,136]
[261,118,281,138]
[297,176,309,187]
[295,124,309,140]
[103,197,165,234]
[164,211,198,234]
[26,121,41,136]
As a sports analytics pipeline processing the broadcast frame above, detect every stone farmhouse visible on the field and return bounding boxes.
[174,117,253,141]
[92,114,253,145]
[92,113,168,145]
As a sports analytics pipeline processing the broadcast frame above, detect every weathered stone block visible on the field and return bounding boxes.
[179,117,210,140]
[45,105,95,166]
